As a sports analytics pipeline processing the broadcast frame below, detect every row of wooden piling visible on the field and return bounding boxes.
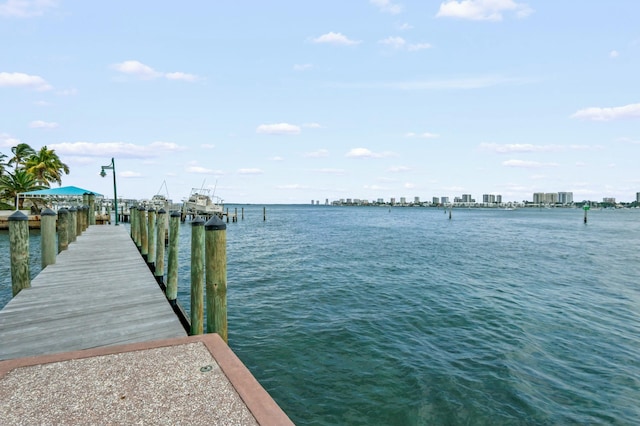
[129,207,228,342]
[7,205,93,297]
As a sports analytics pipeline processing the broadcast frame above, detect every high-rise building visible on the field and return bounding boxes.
[432,197,439,205]
[558,192,573,205]
[441,196,449,204]
[483,194,496,204]
[462,194,473,203]
[414,196,420,204]
[496,195,502,204]
[636,192,640,203]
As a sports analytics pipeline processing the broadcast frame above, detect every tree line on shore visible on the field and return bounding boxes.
[0,143,69,209]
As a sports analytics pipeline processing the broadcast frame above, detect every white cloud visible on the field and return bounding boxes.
[0,0,57,18]
[49,141,186,159]
[120,171,143,178]
[405,132,439,139]
[293,63,313,71]
[29,120,58,129]
[346,148,395,158]
[0,72,52,90]
[256,123,301,135]
[165,72,198,82]
[436,0,533,21]
[112,60,160,79]
[571,103,640,121]
[370,0,403,14]
[111,60,198,82]
[379,36,431,51]
[312,32,361,46]
[304,149,329,158]
[0,132,21,147]
[502,159,559,168]
[303,122,322,128]
[609,50,619,58]
[237,168,263,175]
[380,36,406,49]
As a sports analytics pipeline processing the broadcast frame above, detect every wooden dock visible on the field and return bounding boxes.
[0,225,186,360]
[0,224,294,425]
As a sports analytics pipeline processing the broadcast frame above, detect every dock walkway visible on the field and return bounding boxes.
[0,224,294,425]
[0,225,186,360]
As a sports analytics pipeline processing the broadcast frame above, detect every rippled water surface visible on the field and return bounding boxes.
[2,206,639,425]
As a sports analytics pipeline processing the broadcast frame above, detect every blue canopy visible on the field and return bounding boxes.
[20,186,103,197]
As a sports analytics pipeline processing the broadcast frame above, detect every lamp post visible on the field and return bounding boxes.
[100,157,119,226]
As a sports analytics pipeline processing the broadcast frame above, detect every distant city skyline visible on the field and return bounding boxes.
[1,1,639,203]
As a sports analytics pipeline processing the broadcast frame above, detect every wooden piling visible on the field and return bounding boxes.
[88,193,96,225]
[234,207,237,223]
[167,211,181,302]
[241,207,244,220]
[226,208,229,223]
[190,217,205,335]
[68,207,77,243]
[57,208,69,253]
[75,206,82,237]
[82,205,89,231]
[40,208,57,269]
[154,208,166,284]
[139,207,148,259]
[9,211,30,297]
[205,215,227,342]
[263,206,266,221]
[147,208,156,270]
[130,205,136,241]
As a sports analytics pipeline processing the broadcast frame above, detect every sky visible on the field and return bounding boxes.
[1,0,639,204]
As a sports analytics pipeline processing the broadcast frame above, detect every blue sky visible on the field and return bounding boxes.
[1,0,639,204]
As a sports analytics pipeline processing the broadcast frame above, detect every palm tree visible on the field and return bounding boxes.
[0,152,7,176]
[24,146,70,187]
[0,169,45,209]
[8,143,36,170]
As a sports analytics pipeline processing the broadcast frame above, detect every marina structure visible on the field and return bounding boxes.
[0,212,292,425]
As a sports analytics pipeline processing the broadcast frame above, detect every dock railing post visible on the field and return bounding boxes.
[57,208,69,253]
[130,205,136,240]
[205,215,227,342]
[88,193,96,225]
[75,206,82,237]
[154,208,166,285]
[190,217,205,335]
[68,207,77,243]
[82,205,89,231]
[41,208,57,268]
[9,211,30,297]
[140,207,148,259]
[147,208,156,271]
[167,211,181,303]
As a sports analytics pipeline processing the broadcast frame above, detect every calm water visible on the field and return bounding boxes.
[1,206,639,425]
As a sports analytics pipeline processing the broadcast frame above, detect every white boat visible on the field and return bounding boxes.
[182,188,223,216]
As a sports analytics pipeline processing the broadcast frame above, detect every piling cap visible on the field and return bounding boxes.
[191,217,205,226]
[170,210,181,217]
[158,208,166,214]
[58,208,69,215]
[68,207,77,212]
[138,206,147,211]
[148,208,156,213]
[41,208,56,216]
[205,215,226,231]
[8,210,28,221]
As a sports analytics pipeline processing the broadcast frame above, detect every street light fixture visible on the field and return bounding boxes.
[100,157,119,226]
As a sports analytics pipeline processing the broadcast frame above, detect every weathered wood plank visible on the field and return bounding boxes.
[0,225,186,360]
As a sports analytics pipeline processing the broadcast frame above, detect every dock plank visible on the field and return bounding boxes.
[0,225,186,360]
